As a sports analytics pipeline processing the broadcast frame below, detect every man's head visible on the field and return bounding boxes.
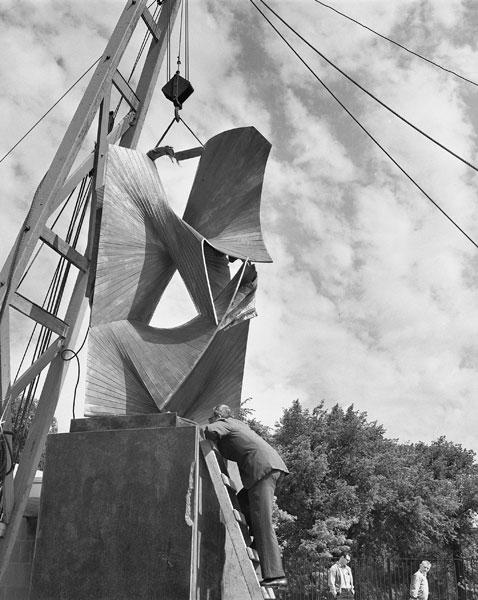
[208,404,232,423]
[338,552,351,567]
[419,561,431,574]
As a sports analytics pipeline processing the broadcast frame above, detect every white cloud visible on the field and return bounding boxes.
[1,0,478,456]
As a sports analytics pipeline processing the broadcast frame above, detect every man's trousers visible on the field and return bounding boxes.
[238,470,285,580]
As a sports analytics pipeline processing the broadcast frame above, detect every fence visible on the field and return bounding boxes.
[277,557,478,600]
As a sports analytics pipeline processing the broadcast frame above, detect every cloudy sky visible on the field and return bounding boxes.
[1,0,478,451]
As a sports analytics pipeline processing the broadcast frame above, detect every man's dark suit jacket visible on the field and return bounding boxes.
[204,417,288,489]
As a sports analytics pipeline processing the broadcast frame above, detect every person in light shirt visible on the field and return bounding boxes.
[328,552,355,598]
[410,560,431,599]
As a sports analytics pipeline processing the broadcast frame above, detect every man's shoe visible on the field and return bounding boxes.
[260,577,288,587]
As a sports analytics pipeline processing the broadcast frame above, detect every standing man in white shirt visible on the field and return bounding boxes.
[328,552,355,598]
[409,560,431,599]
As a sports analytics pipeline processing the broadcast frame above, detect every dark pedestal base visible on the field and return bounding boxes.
[29,414,258,600]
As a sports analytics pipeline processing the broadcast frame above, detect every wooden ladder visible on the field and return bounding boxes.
[200,440,276,600]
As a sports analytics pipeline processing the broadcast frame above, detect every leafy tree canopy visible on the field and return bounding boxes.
[242,399,478,563]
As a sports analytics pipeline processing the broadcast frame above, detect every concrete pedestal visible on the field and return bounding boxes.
[29,414,254,600]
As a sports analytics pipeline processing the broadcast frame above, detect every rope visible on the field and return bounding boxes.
[248,0,478,251]
[61,318,90,421]
[255,0,478,176]
[0,58,101,166]
[313,0,478,89]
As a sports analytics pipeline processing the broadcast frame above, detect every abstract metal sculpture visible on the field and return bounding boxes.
[86,126,272,423]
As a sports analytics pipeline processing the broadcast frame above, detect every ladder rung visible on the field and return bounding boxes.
[11,293,69,337]
[233,508,247,526]
[221,473,238,492]
[246,547,260,562]
[41,226,89,272]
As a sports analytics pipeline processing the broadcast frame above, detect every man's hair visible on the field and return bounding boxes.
[339,551,350,559]
[212,404,232,419]
[420,560,431,568]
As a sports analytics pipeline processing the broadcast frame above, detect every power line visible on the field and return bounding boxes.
[248,0,478,251]
[255,0,478,176]
[313,0,478,89]
[0,57,101,166]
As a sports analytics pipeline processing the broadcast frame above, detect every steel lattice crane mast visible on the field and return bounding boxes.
[0,0,180,581]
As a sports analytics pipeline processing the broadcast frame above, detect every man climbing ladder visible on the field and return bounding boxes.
[204,404,289,588]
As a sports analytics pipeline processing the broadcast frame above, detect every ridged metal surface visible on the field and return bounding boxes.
[86,127,271,421]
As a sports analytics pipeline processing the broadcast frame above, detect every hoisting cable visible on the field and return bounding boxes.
[17,180,88,290]
[152,0,197,151]
[167,0,172,81]
[113,2,162,119]
[154,117,177,147]
[179,116,204,147]
[176,0,190,81]
[248,0,478,251]
[254,0,478,176]
[0,57,101,166]
[4,176,91,456]
[21,180,90,387]
[13,177,90,386]
[152,114,203,154]
[177,0,185,74]
[185,0,189,80]
[313,0,478,89]
[12,192,90,442]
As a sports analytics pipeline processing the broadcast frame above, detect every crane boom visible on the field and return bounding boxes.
[0,0,180,582]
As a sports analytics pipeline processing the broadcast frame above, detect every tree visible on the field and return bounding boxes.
[266,400,478,564]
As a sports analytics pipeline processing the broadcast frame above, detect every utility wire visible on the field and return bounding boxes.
[248,0,478,251]
[313,0,478,89]
[256,0,478,176]
[0,57,101,166]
